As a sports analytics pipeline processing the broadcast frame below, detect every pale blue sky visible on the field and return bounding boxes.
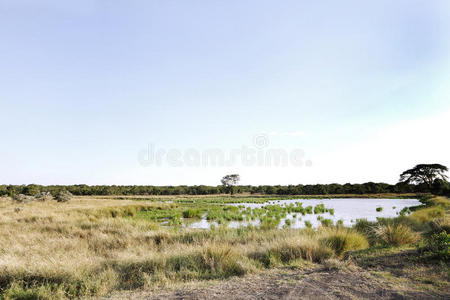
[1,0,449,185]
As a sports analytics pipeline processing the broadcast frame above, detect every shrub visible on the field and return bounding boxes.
[375,224,419,246]
[12,194,34,203]
[304,221,312,228]
[420,231,449,261]
[376,207,383,212]
[55,190,73,202]
[35,191,54,201]
[426,218,450,237]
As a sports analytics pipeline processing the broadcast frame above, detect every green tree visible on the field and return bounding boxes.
[23,184,40,196]
[399,164,448,189]
[221,174,240,195]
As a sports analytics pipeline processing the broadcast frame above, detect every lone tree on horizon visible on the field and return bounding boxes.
[399,163,448,189]
[221,174,240,195]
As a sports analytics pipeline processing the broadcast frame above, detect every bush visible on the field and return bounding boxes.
[12,194,35,203]
[420,231,449,261]
[376,207,383,212]
[35,192,54,201]
[375,224,419,246]
[426,218,450,237]
[55,190,73,202]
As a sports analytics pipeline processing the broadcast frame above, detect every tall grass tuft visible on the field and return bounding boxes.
[197,245,246,278]
[375,224,419,246]
[319,228,369,256]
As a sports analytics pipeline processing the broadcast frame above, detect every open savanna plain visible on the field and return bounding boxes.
[0,194,448,299]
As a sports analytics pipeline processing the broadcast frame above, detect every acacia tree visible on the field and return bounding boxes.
[399,164,448,189]
[221,174,240,195]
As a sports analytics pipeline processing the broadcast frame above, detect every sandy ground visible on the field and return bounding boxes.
[102,264,447,300]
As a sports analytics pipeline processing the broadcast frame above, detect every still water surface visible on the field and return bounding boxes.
[187,198,421,229]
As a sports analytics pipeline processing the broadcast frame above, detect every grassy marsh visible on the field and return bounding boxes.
[0,194,447,299]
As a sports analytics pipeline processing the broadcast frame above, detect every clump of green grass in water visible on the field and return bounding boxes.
[376,207,383,212]
[304,221,312,228]
[314,204,326,214]
[182,209,202,218]
[133,210,182,225]
[398,207,411,216]
[206,207,244,222]
[260,216,280,230]
[375,224,419,246]
[284,219,292,228]
[320,218,333,227]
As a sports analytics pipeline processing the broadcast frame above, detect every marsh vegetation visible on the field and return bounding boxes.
[0,194,448,299]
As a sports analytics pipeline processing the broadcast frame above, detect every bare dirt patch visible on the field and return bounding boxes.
[103,264,445,300]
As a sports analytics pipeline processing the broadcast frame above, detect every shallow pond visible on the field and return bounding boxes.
[187,198,421,229]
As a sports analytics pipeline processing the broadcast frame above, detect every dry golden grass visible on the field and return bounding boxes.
[409,196,449,224]
[0,196,373,299]
[0,195,443,299]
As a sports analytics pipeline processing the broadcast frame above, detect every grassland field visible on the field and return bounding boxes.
[0,193,448,299]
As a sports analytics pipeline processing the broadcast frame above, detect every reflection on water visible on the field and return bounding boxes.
[187,198,421,229]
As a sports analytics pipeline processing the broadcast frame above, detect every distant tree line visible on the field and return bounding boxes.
[2,164,447,197]
[1,181,449,197]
